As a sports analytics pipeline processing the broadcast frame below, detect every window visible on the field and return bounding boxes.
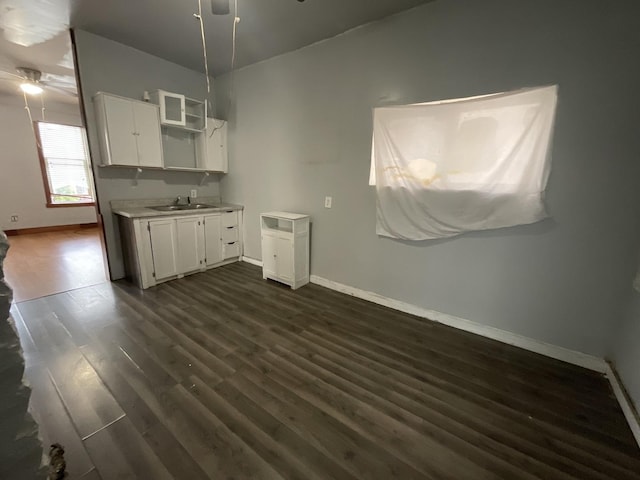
[369,86,558,240]
[34,121,95,207]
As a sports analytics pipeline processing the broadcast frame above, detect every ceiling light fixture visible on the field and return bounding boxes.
[211,0,230,15]
[20,82,43,95]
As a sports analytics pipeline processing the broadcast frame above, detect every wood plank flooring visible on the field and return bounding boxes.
[13,262,640,479]
[4,227,107,302]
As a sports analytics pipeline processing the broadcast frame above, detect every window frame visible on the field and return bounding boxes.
[33,120,96,208]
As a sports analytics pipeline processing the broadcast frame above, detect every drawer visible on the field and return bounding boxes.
[222,211,238,228]
[223,241,240,259]
[222,226,238,243]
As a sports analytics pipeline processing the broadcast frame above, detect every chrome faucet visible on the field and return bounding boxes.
[174,195,192,206]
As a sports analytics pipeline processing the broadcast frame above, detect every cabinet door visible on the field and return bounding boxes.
[133,102,163,168]
[204,214,223,266]
[159,91,186,126]
[261,233,277,278]
[176,217,204,274]
[204,120,228,172]
[276,236,294,282]
[102,94,138,166]
[148,219,178,280]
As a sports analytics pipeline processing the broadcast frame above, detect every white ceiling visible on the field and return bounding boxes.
[0,0,432,105]
[0,1,76,104]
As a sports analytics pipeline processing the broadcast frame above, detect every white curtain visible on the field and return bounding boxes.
[370,85,558,240]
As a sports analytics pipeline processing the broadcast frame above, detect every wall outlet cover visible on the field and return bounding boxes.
[190,189,197,198]
[10,215,18,222]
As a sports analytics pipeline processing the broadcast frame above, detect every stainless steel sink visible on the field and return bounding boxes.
[187,204,218,209]
[148,204,217,212]
[149,205,183,211]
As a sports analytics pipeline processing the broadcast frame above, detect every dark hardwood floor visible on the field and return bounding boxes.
[13,262,640,479]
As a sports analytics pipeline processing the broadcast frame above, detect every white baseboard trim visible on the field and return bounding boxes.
[309,274,608,373]
[605,364,640,447]
[242,256,263,267]
[309,273,640,447]
[236,265,638,445]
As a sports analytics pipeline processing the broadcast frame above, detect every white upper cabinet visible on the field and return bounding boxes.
[133,102,164,168]
[196,119,228,172]
[93,92,163,168]
[150,90,206,132]
[94,92,223,172]
[184,98,206,131]
[97,94,137,167]
[150,90,186,127]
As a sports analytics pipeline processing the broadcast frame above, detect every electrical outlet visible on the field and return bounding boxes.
[10,215,18,222]
[324,196,332,208]
[190,189,197,198]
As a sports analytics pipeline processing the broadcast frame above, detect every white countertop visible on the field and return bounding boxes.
[260,211,309,220]
[113,202,243,219]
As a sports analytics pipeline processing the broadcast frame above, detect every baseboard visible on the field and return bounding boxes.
[241,256,263,267]
[309,274,608,373]
[606,363,640,447]
[4,223,98,236]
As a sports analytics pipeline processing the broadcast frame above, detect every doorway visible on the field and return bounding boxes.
[0,30,108,302]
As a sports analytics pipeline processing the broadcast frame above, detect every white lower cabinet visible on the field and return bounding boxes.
[261,233,296,283]
[121,209,242,289]
[260,212,309,290]
[176,216,206,274]
[147,218,179,280]
[204,214,223,266]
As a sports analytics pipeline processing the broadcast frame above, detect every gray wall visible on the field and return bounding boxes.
[74,30,222,279]
[216,0,640,357]
[612,290,640,412]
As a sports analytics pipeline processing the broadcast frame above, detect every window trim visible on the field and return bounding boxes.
[34,120,96,208]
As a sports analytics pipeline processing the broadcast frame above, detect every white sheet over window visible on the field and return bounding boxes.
[370,85,558,240]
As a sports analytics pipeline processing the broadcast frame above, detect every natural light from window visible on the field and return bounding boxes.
[35,122,95,207]
[369,86,558,240]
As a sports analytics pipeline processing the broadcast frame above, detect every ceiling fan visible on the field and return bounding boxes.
[0,66,77,97]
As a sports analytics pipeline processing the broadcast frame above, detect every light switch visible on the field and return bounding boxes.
[325,196,332,208]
